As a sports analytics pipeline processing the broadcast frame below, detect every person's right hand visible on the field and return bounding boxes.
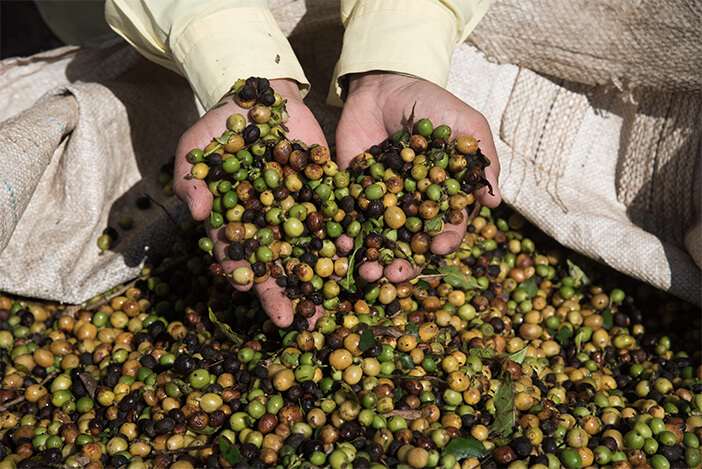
[174,78,328,329]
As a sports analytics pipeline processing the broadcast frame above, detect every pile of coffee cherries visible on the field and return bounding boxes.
[4,78,700,469]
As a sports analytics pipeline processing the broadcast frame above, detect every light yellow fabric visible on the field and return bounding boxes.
[329,0,490,105]
[105,0,309,109]
[105,0,488,110]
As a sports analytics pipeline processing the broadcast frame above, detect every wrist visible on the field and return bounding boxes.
[213,78,304,110]
[347,71,422,96]
[269,78,304,103]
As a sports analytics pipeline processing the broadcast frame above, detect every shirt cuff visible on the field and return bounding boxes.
[171,7,309,109]
[328,0,489,106]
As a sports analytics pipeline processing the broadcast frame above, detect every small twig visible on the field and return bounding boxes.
[415,273,448,282]
[370,326,404,338]
[385,409,422,419]
[0,370,58,412]
[467,201,482,224]
[154,443,216,455]
[145,194,182,231]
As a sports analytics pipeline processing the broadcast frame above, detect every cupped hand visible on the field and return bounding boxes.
[335,72,501,283]
[174,79,328,329]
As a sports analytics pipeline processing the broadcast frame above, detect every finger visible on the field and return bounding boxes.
[383,259,423,283]
[306,306,326,331]
[254,277,295,328]
[335,101,386,169]
[207,224,253,292]
[335,235,354,256]
[430,209,468,256]
[358,262,384,282]
[282,101,329,149]
[173,148,213,221]
[174,124,215,220]
[477,162,502,208]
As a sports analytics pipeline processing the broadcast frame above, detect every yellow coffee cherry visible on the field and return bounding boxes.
[447,371,470,392]
[397,334,418,352]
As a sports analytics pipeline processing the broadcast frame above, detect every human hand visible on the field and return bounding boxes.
[335,72,501,283]
[174,79,328,329]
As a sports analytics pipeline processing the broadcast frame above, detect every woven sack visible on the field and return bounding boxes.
[462,0,702,304]
[0,38,196,303]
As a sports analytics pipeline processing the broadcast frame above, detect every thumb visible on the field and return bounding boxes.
[335,105,385,169]
[253,277,295,328]
[335,130,363,170]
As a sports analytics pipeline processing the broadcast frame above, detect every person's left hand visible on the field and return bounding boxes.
[335,72,501,283]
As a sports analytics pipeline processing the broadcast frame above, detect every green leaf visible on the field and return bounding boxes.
[393,388,407,404]
[338,275,356,293]
[337,277,352,292]
[282,353,299,367]
[359,328,375,351]
[192,425,219,435]
[416,280,430,290]
[340,230,366,293]
[404,322,419,335]
[272,99,288,112]
[490,372,515,437]
[506,347,528,364]
[468,348,495,359]
[209,308,244,345]
[438,265,480,290]
[601,308,613,330]
[567,259,590,288]
[214,131,232,145]
[212,101,229,109]
[442,437,489,460]
[556,325,573,342]
[97,429,116,438]
[219,436,243,465]
[520,277,539,298]
[340,383,359,402]
[424,214,444,233]
[395,242,416,267]
[574,329,585,353]
[399,353,415,370]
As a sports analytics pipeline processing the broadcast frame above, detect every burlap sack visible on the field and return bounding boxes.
[467,0,702,94]
[461,0,702,305]
[0,0,699,305]
[0,38,197,303]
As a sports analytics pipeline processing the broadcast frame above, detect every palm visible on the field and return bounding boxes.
[174,79,327,328]
[336,73,501,283]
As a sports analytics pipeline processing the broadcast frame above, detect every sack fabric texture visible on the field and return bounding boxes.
[0,0,699,305]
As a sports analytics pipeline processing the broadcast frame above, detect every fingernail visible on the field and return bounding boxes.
[186,196,194,213]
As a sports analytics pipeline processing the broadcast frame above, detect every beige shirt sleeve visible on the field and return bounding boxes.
[328,0,490,106]
[104,0,309,110]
